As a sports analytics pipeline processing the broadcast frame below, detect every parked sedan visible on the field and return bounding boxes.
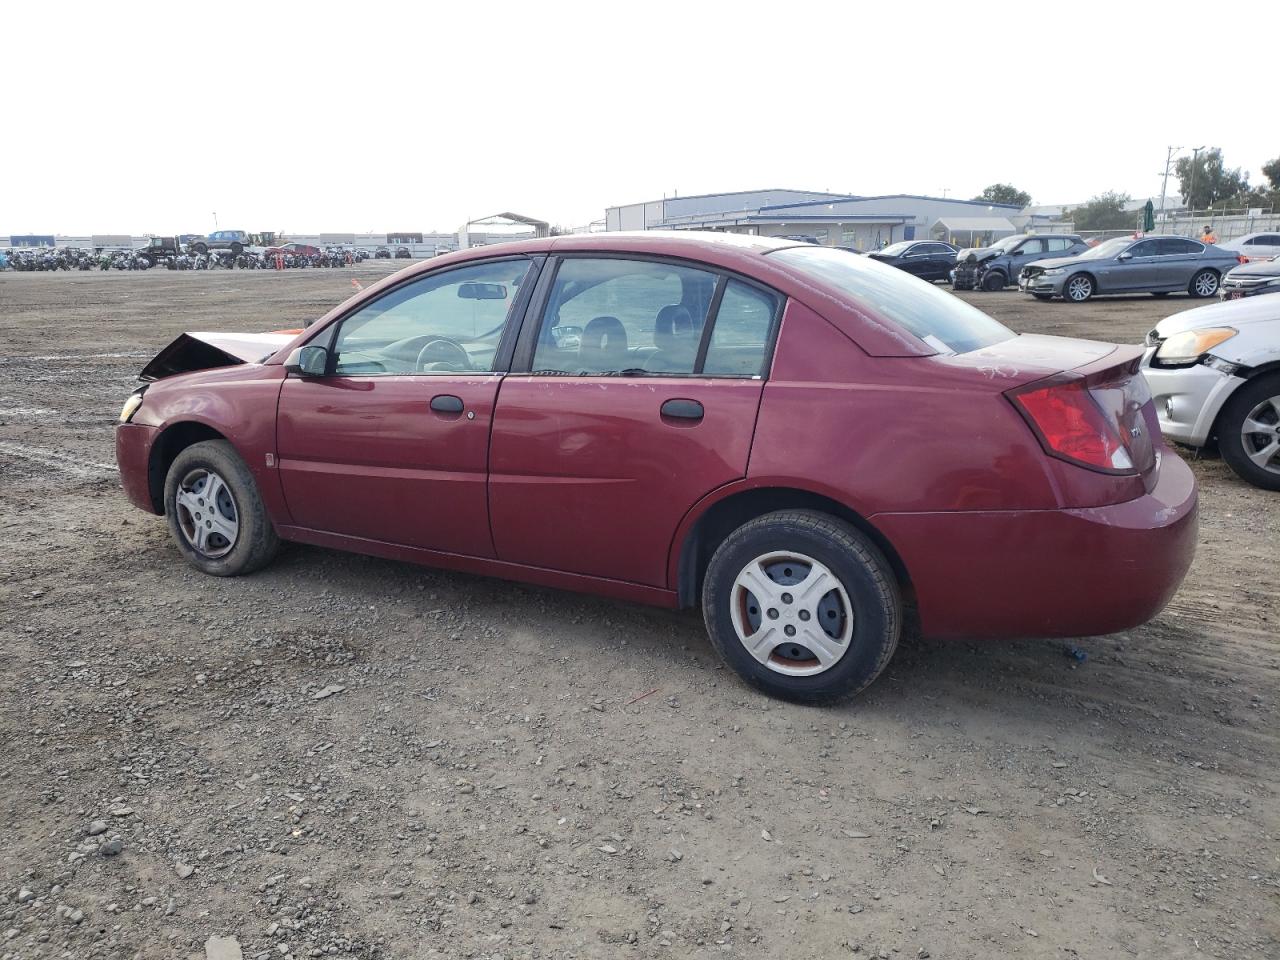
[1219,256,1280,300]
[1142,296,1280,489]
[1218,231,1280,262]
[865,240,957,282]
[115,233,1196,703]
[1019,235,1241,302]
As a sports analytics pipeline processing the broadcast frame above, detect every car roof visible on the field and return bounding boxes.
[269,230,933,363]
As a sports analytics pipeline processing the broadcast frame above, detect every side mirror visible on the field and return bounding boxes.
[284,344,329,376]
[1117,252,1133,262]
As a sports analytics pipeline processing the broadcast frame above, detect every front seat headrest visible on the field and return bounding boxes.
[654,305,696,351]
[578,316,628,371]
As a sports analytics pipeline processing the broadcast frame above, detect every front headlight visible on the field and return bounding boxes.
[119,390,145,423]
[1042,268,1064,276]
[1154,326,1237,364]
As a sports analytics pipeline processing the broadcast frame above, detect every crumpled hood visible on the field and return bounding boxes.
[139,331,295,381]
[957,246,999,262]
[1022,255,1084,271]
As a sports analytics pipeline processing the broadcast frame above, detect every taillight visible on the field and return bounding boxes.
[1009,378,1136,473]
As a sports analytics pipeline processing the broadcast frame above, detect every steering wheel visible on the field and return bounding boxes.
[415,337,472,372]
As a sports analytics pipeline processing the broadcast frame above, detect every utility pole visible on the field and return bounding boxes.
[1188,146,1204,214]
[1158,145,1180,219]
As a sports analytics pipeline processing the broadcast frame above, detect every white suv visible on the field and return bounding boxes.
[1142,296,1280,489]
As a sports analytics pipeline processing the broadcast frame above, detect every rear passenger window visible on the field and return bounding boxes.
[533,258,717,375]
[1157,238,1203,255]
[702,280,779,377]
[1045,237,1072,252]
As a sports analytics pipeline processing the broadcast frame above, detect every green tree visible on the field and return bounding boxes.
[972,183,1031,207]
[1175,148,1251,210]
[1262,156,1280,191]
[1067,192,1133,231]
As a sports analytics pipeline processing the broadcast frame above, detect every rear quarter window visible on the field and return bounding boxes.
[768,246,1013,355]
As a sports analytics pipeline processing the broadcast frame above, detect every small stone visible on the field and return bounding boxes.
[455,780,475,795]
[87,821,109,836]
[175,863,195,879]
[760,829,773,842]
[100,838,125,857]
[311,683,346,701]
[16,889,35,904]
[598,844,618,855]
[841,829,872,839]
[69,909,84,924]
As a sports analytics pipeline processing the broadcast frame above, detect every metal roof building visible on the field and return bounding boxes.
[606,190,1052,250]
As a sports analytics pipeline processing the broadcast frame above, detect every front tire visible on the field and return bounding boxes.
[164,440,280,575]
[1218,374,1280,491]
[701,510,901,704]
[981,270,1006,292]
[1064,273,1094,302]
[1189,269,1219,298]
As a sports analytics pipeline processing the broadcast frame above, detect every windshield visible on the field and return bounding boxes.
[1074,237,1132,260]
[769,246,1014,354]
[877,241,914,256]
[987,235,1022,252]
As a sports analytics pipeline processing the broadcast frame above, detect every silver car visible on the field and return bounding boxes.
[1019,236,1241,303]
[1141,296,1280,490]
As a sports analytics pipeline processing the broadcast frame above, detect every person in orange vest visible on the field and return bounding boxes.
[1201,225,1218,244]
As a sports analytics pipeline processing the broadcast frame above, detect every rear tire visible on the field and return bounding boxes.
[1217,374,1280,491]
[981,270,1006,292]
[1189,269,1219,298]
[164,440,280,576]
[701,510,901,704]
[1064,273,1094,302]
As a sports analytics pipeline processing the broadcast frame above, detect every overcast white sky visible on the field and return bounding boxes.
[1,1,1269,235]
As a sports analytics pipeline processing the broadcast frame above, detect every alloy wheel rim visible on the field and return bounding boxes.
[1068,277,1091,300]
[175,468,239,558]
[1240,396,1280,474]
[729,551,854,677]
[1195,272,1218,296]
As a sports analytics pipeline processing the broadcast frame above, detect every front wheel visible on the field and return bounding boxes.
[1218,375,1280,491]
[701,510,901,704]
[164,440,280,575]
[1064,273,1094,302]
[1189,269,1219,298]
[981,270,1006,292]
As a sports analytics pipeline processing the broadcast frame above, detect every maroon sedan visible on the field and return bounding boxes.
[264,242,321,258]
[116,232,1197,702]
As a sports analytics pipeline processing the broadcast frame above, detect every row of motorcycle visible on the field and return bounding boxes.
[4,247,370,272]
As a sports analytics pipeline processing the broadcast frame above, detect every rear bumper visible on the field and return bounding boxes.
[116,422,161,514]
[873,453,1198,640]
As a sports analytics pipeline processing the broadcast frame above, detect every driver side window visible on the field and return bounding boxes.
[332,259,532,376]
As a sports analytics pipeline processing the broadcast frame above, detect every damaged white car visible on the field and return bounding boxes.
[1142,296,1280,490]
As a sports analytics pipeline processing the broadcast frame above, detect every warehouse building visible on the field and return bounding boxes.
[606,190,1062,250]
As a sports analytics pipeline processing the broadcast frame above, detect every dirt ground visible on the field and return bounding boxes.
[0,265,1276,960]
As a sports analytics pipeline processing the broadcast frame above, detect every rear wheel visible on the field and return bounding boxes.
[1065,273,1094,302]
[981,270,1006,292]
[1189,269,1219,298]
[1218,374,1280,491]
[164,440,280,576]
[701,510,900,704]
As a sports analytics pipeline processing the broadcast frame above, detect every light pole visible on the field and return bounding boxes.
[1188,146,1204,214]
[212,211,219,230]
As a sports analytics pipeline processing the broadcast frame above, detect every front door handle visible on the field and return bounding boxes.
[661,398,704,421]
[430,394,464,414]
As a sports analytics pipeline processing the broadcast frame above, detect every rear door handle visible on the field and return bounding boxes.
[430,394,464,414]
[661,398,704,421]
